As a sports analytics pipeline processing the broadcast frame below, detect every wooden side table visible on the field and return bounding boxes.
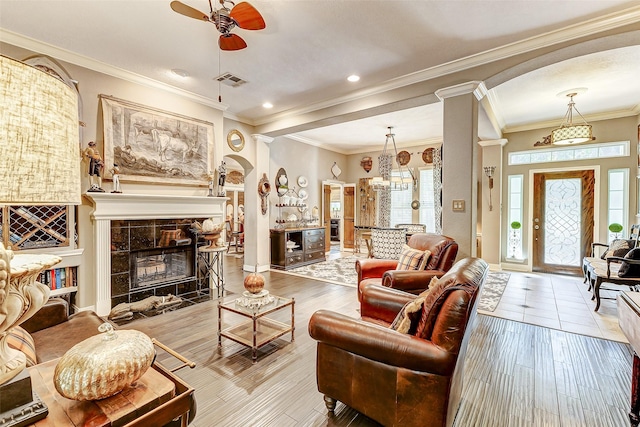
[26,359,194,427]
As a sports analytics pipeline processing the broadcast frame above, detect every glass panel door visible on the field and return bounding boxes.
[532,170,594,275]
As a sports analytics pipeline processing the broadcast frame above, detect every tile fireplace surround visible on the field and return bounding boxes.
[85,193,226,316]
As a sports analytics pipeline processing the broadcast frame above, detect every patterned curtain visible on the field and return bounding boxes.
[433,146,443,234]
[378,153,392,227]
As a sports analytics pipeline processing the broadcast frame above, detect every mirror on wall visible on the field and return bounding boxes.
[227,129,245,152]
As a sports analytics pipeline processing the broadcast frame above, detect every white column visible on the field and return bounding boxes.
[94,218,112,316]
[479,139,507,269]
[435,81,485,260]
[246,134,273,272]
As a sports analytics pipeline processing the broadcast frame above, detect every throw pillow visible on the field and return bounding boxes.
[602,239,634,259]
[6,326,37,367]
[390,283,435,334]
[618,248,640,277]
[396,245,431,271]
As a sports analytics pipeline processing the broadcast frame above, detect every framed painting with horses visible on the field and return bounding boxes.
[100,94,214,186]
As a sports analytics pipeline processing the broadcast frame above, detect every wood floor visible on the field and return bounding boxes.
[125,256,634,427]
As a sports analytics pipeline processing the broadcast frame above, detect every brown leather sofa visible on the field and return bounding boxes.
[356,233,458,301]
[309,257,488,427]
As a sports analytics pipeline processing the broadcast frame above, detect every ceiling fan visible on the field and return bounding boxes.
[170,0,266,51]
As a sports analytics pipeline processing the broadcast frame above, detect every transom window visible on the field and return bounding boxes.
[508,141,629,166]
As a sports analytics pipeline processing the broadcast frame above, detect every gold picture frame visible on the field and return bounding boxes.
[227,129,245,152]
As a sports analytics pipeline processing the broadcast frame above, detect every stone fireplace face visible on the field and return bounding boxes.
[110,219,202,307]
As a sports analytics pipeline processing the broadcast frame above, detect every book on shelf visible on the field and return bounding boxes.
[38,266,77,292]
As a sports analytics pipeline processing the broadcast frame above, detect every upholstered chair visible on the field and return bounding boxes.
[309,257,488,427]
[356,233,458,301]
[370,227,406,259]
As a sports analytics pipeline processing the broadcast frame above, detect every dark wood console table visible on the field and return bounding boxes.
[270,227,325,270]
[617,291,640,426]
[27,359,194,426]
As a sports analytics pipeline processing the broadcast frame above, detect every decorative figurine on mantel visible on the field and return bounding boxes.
[82,141,105,192]
[206,171,215,197]
[110,163,122,193]
[217,161,227,196]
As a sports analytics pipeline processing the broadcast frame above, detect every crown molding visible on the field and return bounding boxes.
[478,139,508,147]
[284,134,444,156]
[0,29,228,112]
[435,81,485,101]
[284,134,352,155]
[255,6,640,127]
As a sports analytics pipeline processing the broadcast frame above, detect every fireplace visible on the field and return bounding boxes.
[133,247,192,289]
[110,218,201,307]
[86,193,227,316]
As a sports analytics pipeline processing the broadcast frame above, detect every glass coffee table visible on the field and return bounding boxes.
[217,293,295,362]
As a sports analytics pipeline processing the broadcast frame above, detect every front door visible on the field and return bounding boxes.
[532,170,594,275]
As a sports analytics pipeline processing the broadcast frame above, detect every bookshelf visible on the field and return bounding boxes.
[40,266,78,296]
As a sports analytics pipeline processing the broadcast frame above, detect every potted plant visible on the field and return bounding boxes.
[509,221,522,259]
[609,223,623,239]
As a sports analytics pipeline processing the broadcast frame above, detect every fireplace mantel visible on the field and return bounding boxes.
[85,193,227,316]
[85,193,227,220]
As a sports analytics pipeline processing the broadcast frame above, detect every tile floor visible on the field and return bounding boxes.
[484,269,629,343]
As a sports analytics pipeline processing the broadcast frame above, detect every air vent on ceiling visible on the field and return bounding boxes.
[214,72,247,87]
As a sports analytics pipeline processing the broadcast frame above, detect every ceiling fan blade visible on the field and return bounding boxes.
[219,33,247,51]
[230,2,266,30]
[170,1,209,21]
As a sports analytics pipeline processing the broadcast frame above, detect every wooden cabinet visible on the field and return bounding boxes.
[270,227,326,270]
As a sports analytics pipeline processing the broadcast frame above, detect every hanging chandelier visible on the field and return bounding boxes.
[368,126,415,191]
[551,92,594,145]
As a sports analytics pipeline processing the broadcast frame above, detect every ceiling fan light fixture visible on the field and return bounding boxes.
[551,91,594,145]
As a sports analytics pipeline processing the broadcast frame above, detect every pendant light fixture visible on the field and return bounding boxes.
[551,91,594,145]
[368,126,416,191]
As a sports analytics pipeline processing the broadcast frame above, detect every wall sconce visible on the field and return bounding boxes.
[484,166,496,211]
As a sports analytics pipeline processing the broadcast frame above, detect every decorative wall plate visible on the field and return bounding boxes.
[396,150,411,166]
[297,176,308,187]
[422,148,434,164]
[298,189,308,200]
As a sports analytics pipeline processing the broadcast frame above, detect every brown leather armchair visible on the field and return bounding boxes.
[356,233,458,301]
[309,257,488,427]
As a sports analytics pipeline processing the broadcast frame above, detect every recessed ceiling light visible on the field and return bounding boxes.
[170,68,189,78]
[347,74,360,82]
[263,102,273,109]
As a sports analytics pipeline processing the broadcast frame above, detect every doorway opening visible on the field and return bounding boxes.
[322,181,355,253]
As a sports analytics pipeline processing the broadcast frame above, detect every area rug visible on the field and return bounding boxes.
[477,272,511,312]
[278,257,511,312]
[283,256,361,287]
